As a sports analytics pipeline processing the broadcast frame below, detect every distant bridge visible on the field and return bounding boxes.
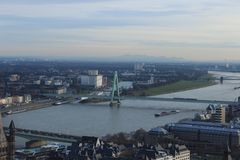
[65,95,240,105]
[197,76,240,84]
[4,127,81,143]
[44,72,240,106]
[204,76,240,81]
[120,96,240,105]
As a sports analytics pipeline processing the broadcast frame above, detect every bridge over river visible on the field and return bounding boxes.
[4,127,82,143]
[57,94,240,106]
[45,71,240,106]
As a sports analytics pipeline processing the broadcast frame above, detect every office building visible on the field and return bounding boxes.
[212,105,226,123]
[165,121,240,147]
[79,70,103,88]
[88,70,99,76]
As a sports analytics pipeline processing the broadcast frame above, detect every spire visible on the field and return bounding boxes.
[9,120,15,130]
[8,120,15,160]
[8,120,15,142]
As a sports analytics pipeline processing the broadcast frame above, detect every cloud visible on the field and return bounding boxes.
[0,0,240,60]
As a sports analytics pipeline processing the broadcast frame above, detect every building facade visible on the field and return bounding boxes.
[165,121,240,147]
[212,105,226,123]
[79,75,103,88]
[168,144,190,160]
[0,117,8,160]
[0,114,15,160]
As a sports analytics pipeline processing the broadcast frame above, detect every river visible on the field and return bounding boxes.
[3,71,240,147]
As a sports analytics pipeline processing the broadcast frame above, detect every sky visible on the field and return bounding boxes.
[0,0,240,61]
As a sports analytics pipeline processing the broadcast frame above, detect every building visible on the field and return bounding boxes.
[136,76,154,86]
[88,70,99,76]
[44,80,52,86]
[24,94,31,103]
[9,74,20,82]
[0,115,8,160]
[134,63,145,72]
[77,70,105,88]
[79,74,103,88]
[212,105,226,123]
[194,104,226,123]
[15,143,66,160]
[102,77,108,87]
[134,144,190,160]
[0,95,31,105]
[68,136,120,160]
[165,121,240,147]
[135,148,173,160]
[12,96,24,104]
[55,87,67,94]
[7,121,15,160]
[33,80,41,85]
[81,136,101,147]
[0,114,15,160]
[167,144,190,160]
[5,97,12,105]
[41,86,67,95]
[53,80,63,86]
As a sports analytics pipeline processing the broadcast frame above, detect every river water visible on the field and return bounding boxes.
[3,71,240,147]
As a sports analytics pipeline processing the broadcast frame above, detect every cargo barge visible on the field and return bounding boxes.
[154,110,180,117]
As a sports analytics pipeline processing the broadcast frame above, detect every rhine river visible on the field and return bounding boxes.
[3,71,240,147]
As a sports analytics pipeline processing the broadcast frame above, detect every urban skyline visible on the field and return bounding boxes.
[1,1,240,159]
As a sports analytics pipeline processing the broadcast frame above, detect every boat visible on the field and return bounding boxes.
[154,111,170,117]
[154,110,180,117]
[160,111,171,116]
[79,97,89,103]
[170,110,180,113]
[6,109,27,115]
[53,101,69,105]
[12,109,26,114]
[154,113,161,117]
[6,110,12,115]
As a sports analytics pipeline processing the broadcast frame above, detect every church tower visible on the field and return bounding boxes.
[7,121,15,160]
[0,114,9,160]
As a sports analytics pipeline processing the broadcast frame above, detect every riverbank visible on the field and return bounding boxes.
[1,101,55,116]
[131,75,217,96]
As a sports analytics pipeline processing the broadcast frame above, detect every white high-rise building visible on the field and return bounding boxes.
[79,70,103,88]
[88,70,99,76]
[79,73,103,88]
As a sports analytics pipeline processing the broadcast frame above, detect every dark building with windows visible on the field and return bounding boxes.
[165,121,240,147]
[0,114,15,160]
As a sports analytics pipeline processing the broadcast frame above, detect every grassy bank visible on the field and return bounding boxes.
[132,75,217,96]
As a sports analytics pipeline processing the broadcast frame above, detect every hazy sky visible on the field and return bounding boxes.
[0,0,240,61]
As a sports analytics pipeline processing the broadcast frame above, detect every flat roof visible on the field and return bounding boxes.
[168,121,240,134]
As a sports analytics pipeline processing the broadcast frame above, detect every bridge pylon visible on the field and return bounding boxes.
[110,71,120,107]
[220,76,223,84]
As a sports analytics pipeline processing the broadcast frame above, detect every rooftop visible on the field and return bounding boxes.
[166,121,240,134]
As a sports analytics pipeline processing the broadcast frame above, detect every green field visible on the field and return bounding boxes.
[132,78,217,96]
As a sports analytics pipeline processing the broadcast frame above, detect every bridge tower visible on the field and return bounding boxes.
[110,71,120,106]
[220,76,224,84]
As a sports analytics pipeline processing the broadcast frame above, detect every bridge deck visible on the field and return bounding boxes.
[45,93,240,105]
[4,127,81,143]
